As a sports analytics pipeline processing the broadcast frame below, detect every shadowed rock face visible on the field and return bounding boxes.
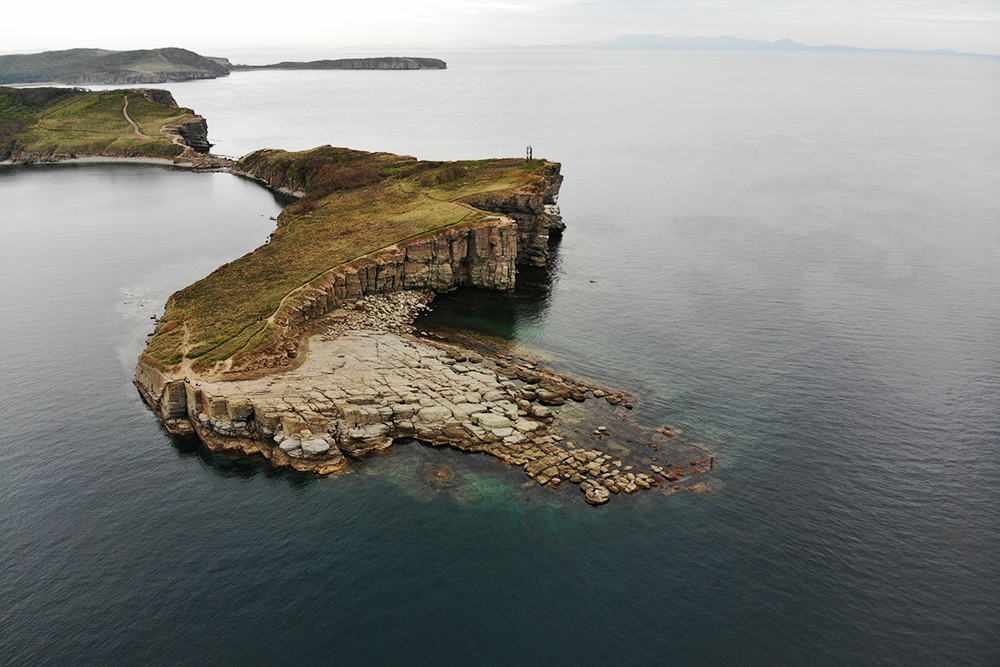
[226,217,520,374]
[142,89,177,107]
[174,118,212,153]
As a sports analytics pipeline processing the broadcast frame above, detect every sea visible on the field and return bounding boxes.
[1,50,997,665]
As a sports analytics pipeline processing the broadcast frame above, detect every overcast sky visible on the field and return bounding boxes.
[4,0,998,57]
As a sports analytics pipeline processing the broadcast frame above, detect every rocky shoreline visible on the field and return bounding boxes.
[136,292,715,505]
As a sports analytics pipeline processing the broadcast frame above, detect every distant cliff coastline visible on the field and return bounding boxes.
[232,57,446,71]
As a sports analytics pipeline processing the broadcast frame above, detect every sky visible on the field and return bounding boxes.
[3,0,998,57]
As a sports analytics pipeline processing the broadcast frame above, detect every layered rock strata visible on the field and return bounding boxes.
[467,164,565,267]
[226,216,520,373]
[218,162,564,373]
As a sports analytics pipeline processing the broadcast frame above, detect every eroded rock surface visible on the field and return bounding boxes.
[136,293,713,502]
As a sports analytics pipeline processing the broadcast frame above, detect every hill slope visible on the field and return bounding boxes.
[0,47,230,85]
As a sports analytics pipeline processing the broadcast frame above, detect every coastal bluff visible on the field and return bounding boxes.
[135,147,711,502]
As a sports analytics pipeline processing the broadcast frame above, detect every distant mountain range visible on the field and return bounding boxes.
[560,34,989,57]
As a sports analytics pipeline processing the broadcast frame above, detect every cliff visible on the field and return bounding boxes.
[139,147,562,375]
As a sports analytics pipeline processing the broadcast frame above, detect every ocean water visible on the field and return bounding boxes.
[1,51,998,665]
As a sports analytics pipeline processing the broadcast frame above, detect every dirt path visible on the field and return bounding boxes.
[121,94,147,138]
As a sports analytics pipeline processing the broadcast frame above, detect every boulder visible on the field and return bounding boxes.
[529,404,552,419]
[585,486,611,505]
[301,438,331,456]
[474,412,512,430]
[279,438,301,453]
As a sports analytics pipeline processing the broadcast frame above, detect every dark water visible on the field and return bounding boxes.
[2,52,998,665]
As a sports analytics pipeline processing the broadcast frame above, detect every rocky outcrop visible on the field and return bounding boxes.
[172,118,212,153]
[227,217,519,373]
[128,153,706,502]
[466,162,565,266]
[134,319,692,504]
[1,87,221,164]
[142,89,177,107]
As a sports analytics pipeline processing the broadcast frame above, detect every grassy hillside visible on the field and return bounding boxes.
[0,87,198,160]
[0,47,229,85]
[143,147,552,370]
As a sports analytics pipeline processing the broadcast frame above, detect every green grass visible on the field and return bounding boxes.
[6,88,194,157]
[143,148,551,370]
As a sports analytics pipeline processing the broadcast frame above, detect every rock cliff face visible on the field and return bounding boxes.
[466,162,565,266]
[213,160,563,372]
[172,118,212,153]
[227,217,519,374]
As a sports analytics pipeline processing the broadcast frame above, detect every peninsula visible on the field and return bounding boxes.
[1,87,712,504]
[0,86,218,164]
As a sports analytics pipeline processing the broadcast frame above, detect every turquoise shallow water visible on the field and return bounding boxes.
[1,51,998,665]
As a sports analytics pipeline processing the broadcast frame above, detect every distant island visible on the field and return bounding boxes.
[0,48,447,85]
[231,57,446,71]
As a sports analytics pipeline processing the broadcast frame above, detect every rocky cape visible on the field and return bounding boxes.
[0,48,230,85]
[133,148,715,502]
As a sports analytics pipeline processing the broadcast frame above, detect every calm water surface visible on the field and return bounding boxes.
[1,51,998,665]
